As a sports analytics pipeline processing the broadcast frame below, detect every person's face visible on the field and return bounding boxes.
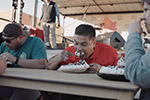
[74,35,96,60]
[143,2,150,33]
[2,36,22,50]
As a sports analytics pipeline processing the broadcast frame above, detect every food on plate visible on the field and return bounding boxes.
[58,60,89,72]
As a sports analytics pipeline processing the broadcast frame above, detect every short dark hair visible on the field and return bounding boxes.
[2,22,23,38]
[75,24,95,39]
[141,0,150,5]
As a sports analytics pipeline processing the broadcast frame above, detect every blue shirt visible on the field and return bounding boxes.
[0,36,47,67]
[125,33,150,100]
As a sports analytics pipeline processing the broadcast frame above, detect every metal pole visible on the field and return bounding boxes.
[16,0,21,23]
[11,7,16,22]
[33,0,38,27]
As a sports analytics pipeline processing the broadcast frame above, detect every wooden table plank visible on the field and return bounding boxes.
[0,68,139,100]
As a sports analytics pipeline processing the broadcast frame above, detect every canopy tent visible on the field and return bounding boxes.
[53,0,143,16]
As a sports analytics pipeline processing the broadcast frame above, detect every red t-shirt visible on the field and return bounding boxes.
[60,42,118,66]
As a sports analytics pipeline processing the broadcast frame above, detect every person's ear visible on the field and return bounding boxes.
[92,39,96,49]
[93,39,96,45]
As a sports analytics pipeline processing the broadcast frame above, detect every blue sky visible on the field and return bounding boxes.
[0,0,43,17]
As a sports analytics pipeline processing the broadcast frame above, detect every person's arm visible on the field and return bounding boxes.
[48,50,73,70]
[38,5,44,26]
[124,33,150,88]
[0,52,47,69]
[16,58,47,69]
[54,4,60,26]
[124,18,150,89]
[86,63,102,73]
[47,55,62,70]
[0,57,6,74]
[56,15,60,26]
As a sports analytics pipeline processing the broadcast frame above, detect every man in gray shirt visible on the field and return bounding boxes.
[39,0,60,49]
[125,0,150,99]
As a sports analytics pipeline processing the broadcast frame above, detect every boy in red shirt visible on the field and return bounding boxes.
[48,24,118,73]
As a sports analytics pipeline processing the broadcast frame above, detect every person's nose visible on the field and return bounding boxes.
[76,45,82,51]
[142,12,146,18]
[4,42,9,46]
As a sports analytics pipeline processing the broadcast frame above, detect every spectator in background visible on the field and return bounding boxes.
[39,0,60,49]
[125,0,150,99]
[0,22,47,100]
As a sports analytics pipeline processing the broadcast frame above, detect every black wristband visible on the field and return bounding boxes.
[15,56,19,64]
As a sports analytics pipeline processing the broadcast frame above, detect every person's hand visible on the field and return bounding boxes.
[0,52,16,63]
[56,21,60,28]
[57,21,60,27]
[86,63,102,73]
[38,22,41,26]
[57,50,73,62]
[128,18,145,35]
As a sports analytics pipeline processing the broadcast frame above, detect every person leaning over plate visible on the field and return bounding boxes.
[47,24,119,100]
[0,22,47,100]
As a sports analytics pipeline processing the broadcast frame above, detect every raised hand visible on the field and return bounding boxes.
[128,18,145,35]
[58,50,74,62]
